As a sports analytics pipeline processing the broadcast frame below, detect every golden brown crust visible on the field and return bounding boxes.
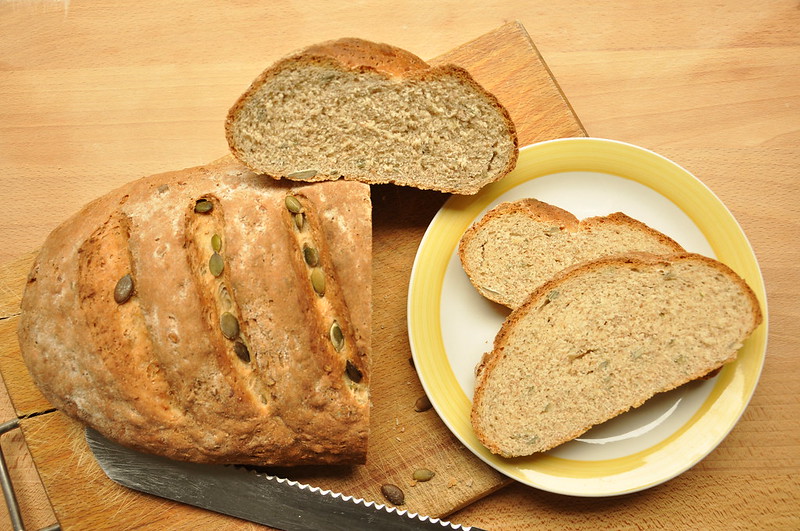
[471,252,763,456]
[583,212,684,250]
[302,37,430,76]
[224,38,518,194]
[18,156,371,465]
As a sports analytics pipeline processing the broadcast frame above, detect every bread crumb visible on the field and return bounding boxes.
[447,478,458,488]
[226,50,518,194]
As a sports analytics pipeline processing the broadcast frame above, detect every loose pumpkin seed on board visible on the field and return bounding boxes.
[380,484,404,506]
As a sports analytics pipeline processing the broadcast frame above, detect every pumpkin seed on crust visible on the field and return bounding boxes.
[220,312,239,340]
[285,195,303,214]
[310,268,326,296]
[345,360,362,383]
[330,321,344,351]
[293,213,305,230]
[209,252,224,277]
[233,340,251,363]
[113,274,134,304]
[194,199,213,213]
[303,245,320,267]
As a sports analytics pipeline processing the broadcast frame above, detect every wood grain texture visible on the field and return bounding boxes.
[1,1,798,530]
[430,23,586,142]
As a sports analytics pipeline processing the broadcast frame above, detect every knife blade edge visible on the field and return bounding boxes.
[245,471,474,529]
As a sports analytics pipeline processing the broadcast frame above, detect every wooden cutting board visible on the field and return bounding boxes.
[0,21,585,529]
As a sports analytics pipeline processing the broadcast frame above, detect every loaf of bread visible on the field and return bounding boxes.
[459,198,685,309]
[471,253,762,457]
[225,38,518,195]
[17,156,371,466]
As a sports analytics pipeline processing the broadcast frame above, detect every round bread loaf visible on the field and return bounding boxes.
[18,155,371,465]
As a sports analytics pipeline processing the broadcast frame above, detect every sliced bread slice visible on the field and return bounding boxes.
[471,253,762,457]
[225,38,518,195]
[458,198,685,309]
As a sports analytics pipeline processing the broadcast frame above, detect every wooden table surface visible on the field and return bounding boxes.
[1,1,798,529]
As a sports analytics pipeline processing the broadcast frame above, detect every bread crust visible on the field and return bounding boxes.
[471,252,763,457]
[302,37,430,75]
[458,198,685,308]
[225,38,518,194]
[18,156,371,465]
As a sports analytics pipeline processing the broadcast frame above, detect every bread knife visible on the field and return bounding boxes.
[85,428,484,530]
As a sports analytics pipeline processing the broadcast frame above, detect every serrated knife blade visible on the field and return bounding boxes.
[85,428,484,530]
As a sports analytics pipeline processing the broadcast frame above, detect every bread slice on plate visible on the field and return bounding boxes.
[225,38,518,195]
[458,198,686,309]
[471,253,762,458]
[18,155,371,466]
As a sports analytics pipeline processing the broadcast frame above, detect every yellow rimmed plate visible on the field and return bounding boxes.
[407,138,767,496]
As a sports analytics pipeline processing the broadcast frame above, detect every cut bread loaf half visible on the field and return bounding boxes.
[459,199,685,309]
[18,155,371,466]
[225,38,518,195]
[471,253,762,458]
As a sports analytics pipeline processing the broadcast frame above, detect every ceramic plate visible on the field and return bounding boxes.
[407,138,768,496]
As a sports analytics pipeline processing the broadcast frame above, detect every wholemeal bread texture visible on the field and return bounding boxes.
[225,38,518,195]
[18,156,371,466]
[471,253,762,458]
[459,199,685,309]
